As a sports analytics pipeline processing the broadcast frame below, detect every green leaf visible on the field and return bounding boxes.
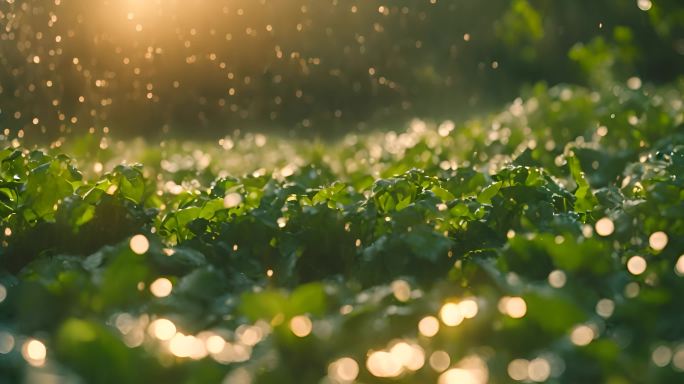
[477,181,502,204]
[289,282,326,316]
[56,318,135,384]
[240,290,289,321]
[568,154,598,212]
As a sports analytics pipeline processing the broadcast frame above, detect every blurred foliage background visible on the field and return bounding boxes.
[0,0,683,139]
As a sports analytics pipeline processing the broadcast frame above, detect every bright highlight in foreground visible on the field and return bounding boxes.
[0,331,14,355]
[328,357,359,383]
[389,341,425,371]
[508,359,529,381]
[391,279,411,302]
[290,315,313,337]
[367,351,403,378]
[637,0,653,11]
[627,256,647,275]
[169,333,207,359]
[499,296,527,318]
[150,277,173,297]
[438,368,478,384]
[548,270,567,288]
[528,358,551,382]
[0,284,6,303]
[429,350,451,372]
[130,234,149,254]
[22,339,47,367]
[595,217,614,236]
[205,335,226,354]
[676,255,684,276]
[149,318,176,340]
[459,298,479,318]
[508,357,550,382]
[570,324,595,346]
[366,340,425,378]
[418,316,440,337]
[236,324,264,346]
[439,303,464,326]
[649,231,668,251]
[223,192,243,208]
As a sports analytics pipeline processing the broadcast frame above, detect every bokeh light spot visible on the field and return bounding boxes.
[429,350,451,372]
[328,357,359,383]
[22,339,47,367]
[499,296,527,318]
[290,315,312,338]
[418,316,440,337]
[150,277,173,298]
[130,234,150,254]
[649,231,668,251]
[150,318,176,341]
[439,302,464,326]
[627,256,647,275]
[595,217,614,236]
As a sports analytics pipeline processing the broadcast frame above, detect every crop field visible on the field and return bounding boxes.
[0,78,683,383]
[1,0,684,383]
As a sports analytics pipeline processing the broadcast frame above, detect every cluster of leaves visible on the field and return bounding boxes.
[1,79,684,384]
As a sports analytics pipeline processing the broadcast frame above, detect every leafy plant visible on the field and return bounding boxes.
[0,78,684,383]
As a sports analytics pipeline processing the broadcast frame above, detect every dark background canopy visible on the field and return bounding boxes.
[0,0,683,139]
